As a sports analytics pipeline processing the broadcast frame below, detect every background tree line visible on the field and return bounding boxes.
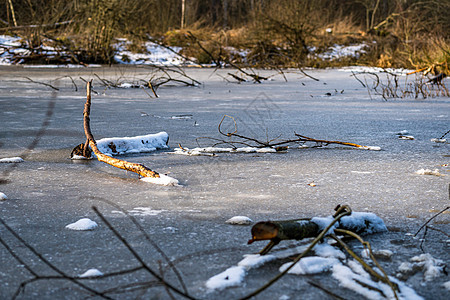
[1,0,449,70]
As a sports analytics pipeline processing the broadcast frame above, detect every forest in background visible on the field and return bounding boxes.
[1,0,449,72]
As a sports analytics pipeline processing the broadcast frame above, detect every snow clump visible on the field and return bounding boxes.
[65,218,98,231]
[226,216,253,225]
[79,268,104,278]
[0,157,24,163]
[415,169,444,176]
[141,174,179,186]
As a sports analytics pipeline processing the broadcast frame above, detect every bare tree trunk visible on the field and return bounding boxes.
[7,0,17,27]
[222,0,228,28]
[181,0,186,29]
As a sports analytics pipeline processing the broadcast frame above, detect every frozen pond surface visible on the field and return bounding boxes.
[0,66,449,299]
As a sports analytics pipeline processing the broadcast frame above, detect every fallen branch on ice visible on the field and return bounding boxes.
[184,115,381,154]
[73,81,178,185]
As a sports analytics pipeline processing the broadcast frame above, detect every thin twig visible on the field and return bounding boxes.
[334,229,399,298]
[414,206,450,236]
[351,71,366,87]
[24,77,59,91]
[93,199,189,295]
[91,206,196,300]
[308,281,346,300]
[0,218,111,299]
[299,68,319,81]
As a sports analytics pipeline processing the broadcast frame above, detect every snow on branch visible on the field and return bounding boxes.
[73,81,178,186]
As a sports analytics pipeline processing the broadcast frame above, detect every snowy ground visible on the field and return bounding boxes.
[0,66,448,299]
[1,35,368,67]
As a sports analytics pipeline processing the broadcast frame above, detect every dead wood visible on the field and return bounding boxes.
[240,205,352,299]
[248,206,385,255]
[92,206,195,299]
[80,81,160,179]
[24,77,59,91]
[200,115,377,151]
[414,206,450,252]
[293,133,367,148]
[332,229,399,298]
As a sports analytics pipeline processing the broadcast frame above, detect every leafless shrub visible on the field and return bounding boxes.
[353,71,449,100]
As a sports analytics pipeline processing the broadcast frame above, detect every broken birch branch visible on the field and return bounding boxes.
[82,81,160,179]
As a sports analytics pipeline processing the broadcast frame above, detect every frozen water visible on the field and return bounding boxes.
[0,66,448,299]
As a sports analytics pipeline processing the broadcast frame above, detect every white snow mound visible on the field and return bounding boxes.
[205,266,246,290]
[79,268,104,278]
[0,157,24,163]
[141,174,179,186]
[226,216,253,225]
[415,169,444,176]
[65,218,98,231]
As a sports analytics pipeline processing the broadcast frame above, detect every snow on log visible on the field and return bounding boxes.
[97,132,169,155]
[248,212,387,249]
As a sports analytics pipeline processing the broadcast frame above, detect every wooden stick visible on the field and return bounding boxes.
[83,81,160,178]
[294,133,365,148]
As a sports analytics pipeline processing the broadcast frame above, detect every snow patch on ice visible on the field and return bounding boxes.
[443,281,450,291]
[333,263,423,300]
[410,254,446,281]
[0,157,24,163]
[65,218,98,231]
[362,249,393,260]
[71,154,91,160]
[128,207,165,216]
[280,256,339,274]
[173,146,276,156]
[314,243,346,259]
[415,169,444,176]
[141,174,179,186]
[359,146,381,151]
[205,266,246,291]
[431,138,447,143]
[0,192,7,201]
[79,268,103,278]
[225,216,253,225]
[97,132,169,155]
[238,254,278,269]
